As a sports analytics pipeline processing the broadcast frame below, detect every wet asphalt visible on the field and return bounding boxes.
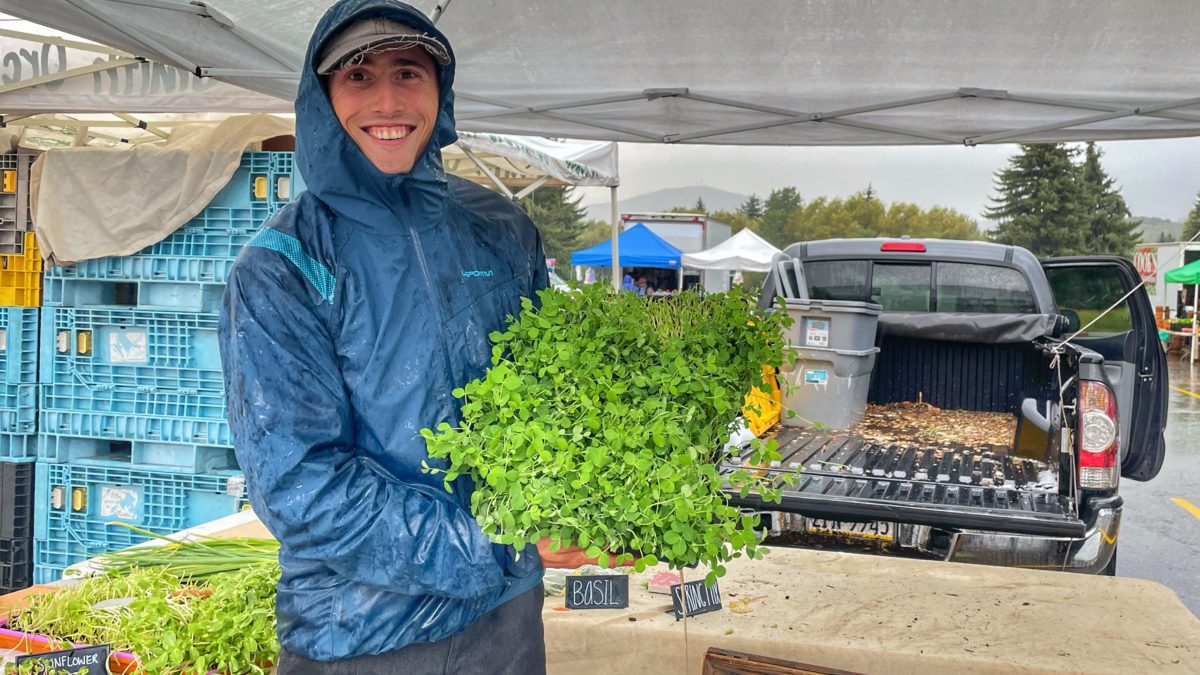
[1119,357,1200,617]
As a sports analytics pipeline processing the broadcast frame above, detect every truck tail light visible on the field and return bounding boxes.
[1078,380,1119,490]
[880,241,926,252]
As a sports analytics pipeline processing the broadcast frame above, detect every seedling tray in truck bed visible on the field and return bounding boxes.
[722,426,1085,538]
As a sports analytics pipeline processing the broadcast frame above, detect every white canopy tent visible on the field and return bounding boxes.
[681,229,782,273]
[0,15,286,116]
[2,1,1198,147]
[3,0,1199,287]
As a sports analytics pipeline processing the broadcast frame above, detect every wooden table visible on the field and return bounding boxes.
[5,512,1199,675]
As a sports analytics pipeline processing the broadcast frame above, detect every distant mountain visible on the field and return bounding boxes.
[583,185,749,222]
[1136,216,1184,243]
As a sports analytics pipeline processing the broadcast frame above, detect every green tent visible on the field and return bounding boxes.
[1163,259,1200,363]
[1164,259,1200,284]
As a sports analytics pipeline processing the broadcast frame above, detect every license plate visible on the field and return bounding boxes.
[806,518,895,542]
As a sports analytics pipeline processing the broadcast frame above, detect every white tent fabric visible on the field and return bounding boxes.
[681,229,782,273]
[3,1,1199,146]
[33,114,293,264]
[453,132,618,188]
[0,16,287,113]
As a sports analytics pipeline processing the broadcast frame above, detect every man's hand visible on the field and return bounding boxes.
[536,538,638,569]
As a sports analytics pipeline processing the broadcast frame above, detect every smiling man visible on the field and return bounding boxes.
[218,1,550,673]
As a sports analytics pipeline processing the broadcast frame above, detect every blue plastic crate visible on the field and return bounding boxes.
[0,308,38,451]
[40,411,232,448]
[38,307,230,449]
[40,307,223,393]
[182,202,274,232]
[269,152,306,204]
[176,151,296,231]
[0,433,35,460]
[32,562,60,585]
[46,229,255,286]
[38,434,237,473]
[210,151,272,210]
[33,461,245,577]
[43,276,225,312]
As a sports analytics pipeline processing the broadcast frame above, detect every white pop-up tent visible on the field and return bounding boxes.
[0,16,286,116]
[5,0,1200,287]
[681,229,782,273]
[3,1,1199,147]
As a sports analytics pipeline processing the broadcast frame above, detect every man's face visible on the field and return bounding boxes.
[327,46,439,174]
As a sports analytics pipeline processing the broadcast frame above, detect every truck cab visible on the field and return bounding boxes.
[730,238,1167,574]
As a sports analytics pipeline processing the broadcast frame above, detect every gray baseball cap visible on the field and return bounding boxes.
[317,17,451,74]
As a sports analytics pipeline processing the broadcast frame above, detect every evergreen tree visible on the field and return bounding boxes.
[984,143,1089,257]
[694,196,707,213]
[760,187,803,248]
[739,194,764,219]
[519,186,587,267]
[1183,190,1200,242]
[1080,142,1142,256]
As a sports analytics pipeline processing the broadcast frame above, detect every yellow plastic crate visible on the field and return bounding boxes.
[742,365,782,437]
[0,232,42,306]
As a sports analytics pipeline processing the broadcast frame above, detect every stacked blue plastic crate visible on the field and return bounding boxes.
[32,152,304,583]
[0,155,40,593]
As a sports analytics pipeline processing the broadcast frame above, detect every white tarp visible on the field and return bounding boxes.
[0,16,287,113]
[3,1,1199,146]
[681,229,781,273]
[453,132,618,188]
[33,114,293,263]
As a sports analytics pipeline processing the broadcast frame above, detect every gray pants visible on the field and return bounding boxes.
[277,584,546,675]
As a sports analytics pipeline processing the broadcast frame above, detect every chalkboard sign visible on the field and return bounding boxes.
[565,574,629,609]
[670,579,722,620]
[16,645,110,673]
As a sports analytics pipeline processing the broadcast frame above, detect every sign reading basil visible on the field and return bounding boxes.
[16,645,110,673]
[565,574,629,610]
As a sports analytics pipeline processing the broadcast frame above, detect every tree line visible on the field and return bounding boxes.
[520,140,1148,266]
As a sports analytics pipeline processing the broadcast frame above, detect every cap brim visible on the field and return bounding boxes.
[317,35,451,74]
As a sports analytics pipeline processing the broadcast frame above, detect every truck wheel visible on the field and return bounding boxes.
[1100,546,1117,576]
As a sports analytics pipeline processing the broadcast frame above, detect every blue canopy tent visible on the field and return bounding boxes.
[571,223,682,268]
[571,223,684,290]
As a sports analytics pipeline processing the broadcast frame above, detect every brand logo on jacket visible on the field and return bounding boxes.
[462,269,494,278]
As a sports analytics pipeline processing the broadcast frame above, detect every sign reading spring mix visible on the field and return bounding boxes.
[1134,246,1157,297]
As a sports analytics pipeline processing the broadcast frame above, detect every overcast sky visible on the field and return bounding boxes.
[577,137,1200,224]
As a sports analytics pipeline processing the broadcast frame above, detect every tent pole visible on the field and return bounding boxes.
[514,176,550,200]
[1193,283,1197,365]
[460,146,514,199]
[611,186,620,292]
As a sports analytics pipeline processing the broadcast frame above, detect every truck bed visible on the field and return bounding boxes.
[722,426,1085,537]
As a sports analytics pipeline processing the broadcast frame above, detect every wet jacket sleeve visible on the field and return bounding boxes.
[219,248,506,600]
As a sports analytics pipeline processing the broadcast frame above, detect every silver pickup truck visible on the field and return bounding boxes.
[727,238,1167,574]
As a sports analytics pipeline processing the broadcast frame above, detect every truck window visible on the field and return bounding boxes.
[805,260,869,301]
[871,263,931,311]
[1044,266,1133,337]
[936,263,1036,313]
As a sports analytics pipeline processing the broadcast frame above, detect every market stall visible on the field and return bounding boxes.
[1163,258,1200,363]
[680,228,781,274]
[3,510,1199,674]
[570,223,685,292]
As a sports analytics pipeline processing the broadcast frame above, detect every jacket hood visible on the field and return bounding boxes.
[296,0,457,228]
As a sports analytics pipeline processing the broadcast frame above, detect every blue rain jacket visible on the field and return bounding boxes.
[218,0,546,661]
